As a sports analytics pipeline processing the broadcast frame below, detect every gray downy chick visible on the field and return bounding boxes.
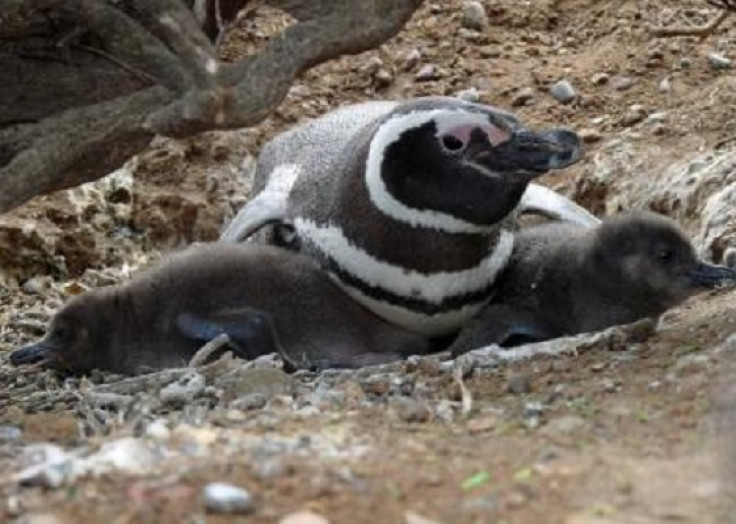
[10,243,429,374]
[450,212,736,355]
[221,97,596,337]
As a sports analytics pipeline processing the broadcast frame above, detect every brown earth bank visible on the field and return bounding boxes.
[1,1,736,523]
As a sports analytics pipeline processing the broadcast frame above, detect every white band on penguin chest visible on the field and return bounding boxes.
[293,218,515,334]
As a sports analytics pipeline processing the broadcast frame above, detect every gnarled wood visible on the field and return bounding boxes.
[0,0,423,213]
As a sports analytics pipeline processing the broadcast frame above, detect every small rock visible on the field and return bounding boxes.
[19,514,64,524]
[435,400,456,423]
[506,374,532,395]
[707,52,731,70]
[651,123,667,136]
[461,1,487,30]
[159,370,205,405]
[405,511,441,524]
[415,64,438,81]
[144,419,170,440]
[374,69,393,88]
[231,392,268,411]
[579,128,603,143]
[457,28,482,41]
[543,415,585,435]
[622,105,646,127]
[203,482,255,514]
[0,425,22,442]
[251,457,287,482]
[590,73,609,85]
[677,57,693,69]
[611,76,634,91]
[22,276,54,295]
[279,510,330,524]
[455,87,481,103]
[86,438,159,475]
[466,416,497,433]
[674,353,710,375]
[392,398,432,423]
[216,367,291,401]
[401,48,422,70]
[659,76,671,93]
[523,402,544,418]
[511,87,536,107]
[462,494,498,513]
[360,56,383,76]
[549,80,577,104]
[361,377,390,396]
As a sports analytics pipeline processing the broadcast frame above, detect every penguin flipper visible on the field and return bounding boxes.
[449,305,553,357]
[518,183,600,227]
[176,308,281,361]
[220,191,290,242]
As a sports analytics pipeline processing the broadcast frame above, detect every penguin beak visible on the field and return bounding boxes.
[9,341,54,366]
[687,261,736,288]
[511,128,582,171]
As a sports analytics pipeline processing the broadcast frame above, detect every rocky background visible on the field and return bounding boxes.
[1,0,736,522]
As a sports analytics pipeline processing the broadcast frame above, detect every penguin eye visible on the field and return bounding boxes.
[658,249,674,263]
[440,134,466,153]
[50,324,74,345]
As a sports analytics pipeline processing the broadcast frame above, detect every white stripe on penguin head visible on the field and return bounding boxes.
[365,109,510,234]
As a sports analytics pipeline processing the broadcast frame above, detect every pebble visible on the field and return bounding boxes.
[203,482,255,514]
[549,80,577,104]
[677,57,693,69]
[159,370,205,405]
[251,457,287,482]
[462,494,498,513]
[455,87,481,103]
[590,72,609,85]
[215,367,291,401]
[391,398,432,423]
[579,128,603,143]
[611,76,634,91]
[658,76,671,93]
[401,48,422,70]
[231,392,268,411]
[144,419,170,440]
[622,105,646,127]
[279,510,330,524]
[405,511,441,524]
[374,69,393,88]
[708,52,732,70]
[543,415,585,435]
[511,87,536,107]
[415,64,438,81]
[461,1,487,30]
[0,425,22,442]
[506,374,532,395]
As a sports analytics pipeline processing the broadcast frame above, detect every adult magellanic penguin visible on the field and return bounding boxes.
[222,97,598,336]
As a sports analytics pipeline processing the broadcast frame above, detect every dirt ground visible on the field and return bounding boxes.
[1,0,736,522]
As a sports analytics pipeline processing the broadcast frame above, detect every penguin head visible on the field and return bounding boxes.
[587,212,736,310]
[365,98,581,233]
[9,289,118,374]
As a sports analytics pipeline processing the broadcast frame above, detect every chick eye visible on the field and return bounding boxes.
[440,134,466,152]
[51,325,74,344]
[659,250,674,262]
